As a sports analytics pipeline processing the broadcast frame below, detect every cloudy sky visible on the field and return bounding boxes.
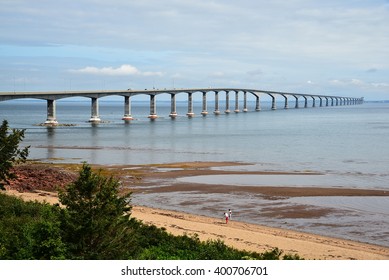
[1,0,389,100]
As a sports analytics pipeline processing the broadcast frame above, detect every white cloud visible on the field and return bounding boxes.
[371,82,389,88]
[209,71,225,78]
[69,64,163,77]
[329,79,365,86]
[329,78,389,90]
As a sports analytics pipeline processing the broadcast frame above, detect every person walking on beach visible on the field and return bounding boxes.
[224,212,229,224]
[228,209,232,220]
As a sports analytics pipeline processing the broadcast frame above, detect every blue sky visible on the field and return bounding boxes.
[1,0,389,100]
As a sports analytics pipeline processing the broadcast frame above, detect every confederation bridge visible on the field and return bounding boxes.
[0,88,363,125]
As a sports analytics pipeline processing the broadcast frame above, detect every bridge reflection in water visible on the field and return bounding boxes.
[0,88,364,125]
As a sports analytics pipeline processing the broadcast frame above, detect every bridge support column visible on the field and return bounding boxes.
[122,96,133,121]
[214,91,220,114]
[294,96,299,108]
[255,95,261,111]
[243,91,248,112]
[169,94,177,118]
[148,95,158,119]
[234,91,240,113]
[282,95,288,109]
[187,92,195,117]
[303,96,308,108]
[270,95,276,110]
[44,99,58,125]
[319,97,323,107]
[225,91,230,113]
[201,92,208,116]
[312,97,316,107]
[89,97,101,123]
[325,97,329,106]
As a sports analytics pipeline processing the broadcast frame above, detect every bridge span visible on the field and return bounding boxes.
[0,88,363,125]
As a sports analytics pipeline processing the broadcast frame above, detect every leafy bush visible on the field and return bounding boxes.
[0,193,65,259]
[0,120,29,190]
[58,163,135,259]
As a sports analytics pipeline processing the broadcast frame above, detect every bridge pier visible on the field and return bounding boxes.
[255,95,261,111]
[201,92,208,116]
[312,96,316,107]
[214,91,220,114]
[169,94,177,118]
[319,97,323,107]
[270,94,276,110]
[148,95,158,119]
[44,99,58,125]
[122,96,133,121]
[243,91,248,112]
[303,96,308,108]
[293,95,299,108]
[282,94,288,109]
[187,92,195,117]
[89,97,101,123]
[225,91,230,113]
[234,91,240,113]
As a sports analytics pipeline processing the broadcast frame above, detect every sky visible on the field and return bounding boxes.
[1,0,389,100]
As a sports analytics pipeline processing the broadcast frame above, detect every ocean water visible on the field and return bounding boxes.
[1,98,389,247]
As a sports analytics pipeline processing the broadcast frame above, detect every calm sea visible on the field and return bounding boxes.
[1,98,389,247]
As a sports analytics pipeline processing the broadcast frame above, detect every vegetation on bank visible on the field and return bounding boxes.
[0,164,302,260]
[0,119,302,260]
[0,120,29,190]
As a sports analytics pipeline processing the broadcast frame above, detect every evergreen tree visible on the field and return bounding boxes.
[0,120,29,190]
[58,163,135,259]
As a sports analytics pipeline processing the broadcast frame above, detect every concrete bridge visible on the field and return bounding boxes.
[0,88,364,125]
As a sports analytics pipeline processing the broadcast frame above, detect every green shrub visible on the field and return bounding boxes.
[58,163,135,259]
[0,193,65,259]
[0,120,29,190]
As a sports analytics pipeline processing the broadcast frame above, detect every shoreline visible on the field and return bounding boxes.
[4,161,389,260]
[4,188,389,260]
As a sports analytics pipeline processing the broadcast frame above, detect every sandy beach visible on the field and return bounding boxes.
[5,187,389,260]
